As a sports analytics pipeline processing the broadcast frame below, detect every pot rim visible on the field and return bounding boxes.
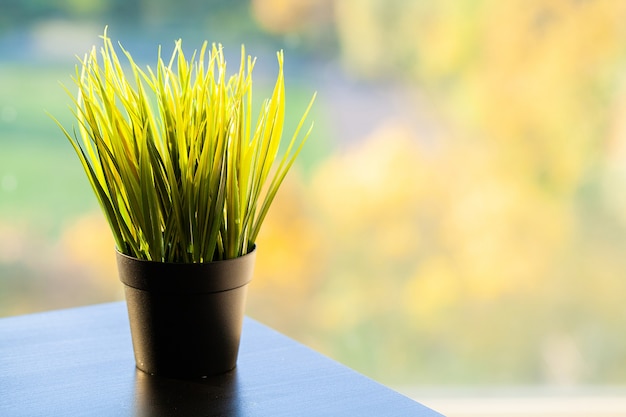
[116,245,257,293]
[115,244,257,265]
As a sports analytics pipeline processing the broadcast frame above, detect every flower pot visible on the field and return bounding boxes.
[116,246,256,378]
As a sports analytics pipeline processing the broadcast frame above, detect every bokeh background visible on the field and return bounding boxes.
[3,0,626,411]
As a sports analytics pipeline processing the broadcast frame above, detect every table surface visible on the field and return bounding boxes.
[0,302,443,417]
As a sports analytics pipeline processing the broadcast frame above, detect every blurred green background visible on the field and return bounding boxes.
[3,0,626,391]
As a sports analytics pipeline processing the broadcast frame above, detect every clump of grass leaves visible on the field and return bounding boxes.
[54,30,315,263]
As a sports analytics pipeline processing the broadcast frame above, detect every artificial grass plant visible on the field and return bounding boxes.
[53,30,315,263]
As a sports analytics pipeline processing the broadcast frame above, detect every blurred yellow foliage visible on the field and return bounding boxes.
[336,0,626,195]
[250,0,626,384]
[250,0,333,34]
[59,212,117,287]
[312,124,426,238]
[252,170,327,292]
[404,256,460,322]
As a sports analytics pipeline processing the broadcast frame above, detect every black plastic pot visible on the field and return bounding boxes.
[116,247,256,378]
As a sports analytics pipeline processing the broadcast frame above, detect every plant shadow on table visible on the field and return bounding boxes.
[134,368,244,416]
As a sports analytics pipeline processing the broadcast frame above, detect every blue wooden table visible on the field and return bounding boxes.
[0,302,443,416]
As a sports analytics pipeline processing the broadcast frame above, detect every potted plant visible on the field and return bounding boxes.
[52,29,315,378]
